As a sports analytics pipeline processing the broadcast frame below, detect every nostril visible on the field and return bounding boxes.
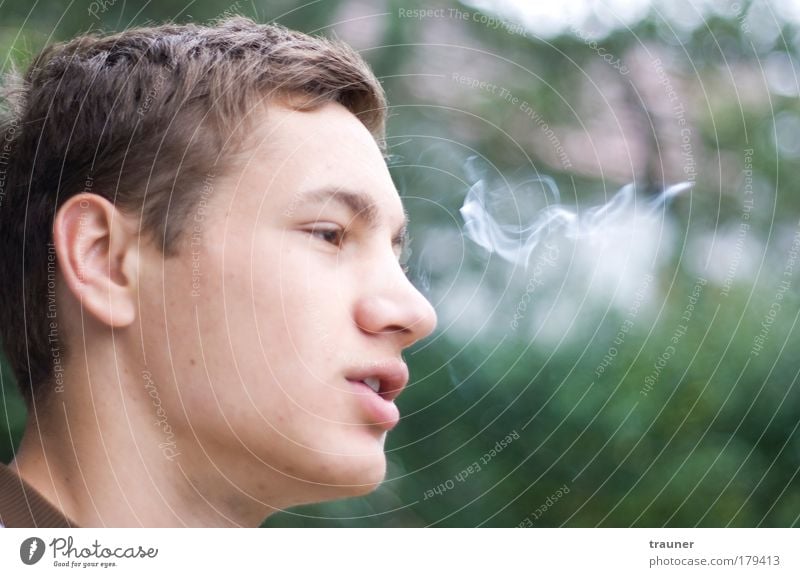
[358,323,407,336]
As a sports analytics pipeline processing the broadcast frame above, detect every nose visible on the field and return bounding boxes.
[354,264,438,348]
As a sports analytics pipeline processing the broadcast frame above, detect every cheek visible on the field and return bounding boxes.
[252,239,352,355]
[164,229,356,413]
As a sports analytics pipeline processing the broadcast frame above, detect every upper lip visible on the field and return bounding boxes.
[346,359,409,402]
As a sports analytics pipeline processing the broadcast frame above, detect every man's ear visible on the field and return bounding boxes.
[53,193,140,328]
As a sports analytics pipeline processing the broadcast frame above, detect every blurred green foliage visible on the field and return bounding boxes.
[2,0,800,527]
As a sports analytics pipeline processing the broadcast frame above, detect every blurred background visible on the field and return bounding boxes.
[2,0,800,527]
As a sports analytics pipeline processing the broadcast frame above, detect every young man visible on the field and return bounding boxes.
[0,17,437,527]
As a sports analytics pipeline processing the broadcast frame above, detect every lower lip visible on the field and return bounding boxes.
[348,380,400,430]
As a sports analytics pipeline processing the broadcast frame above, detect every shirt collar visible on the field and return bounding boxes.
[0,462,77,528]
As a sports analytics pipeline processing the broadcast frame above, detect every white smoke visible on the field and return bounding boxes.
[459,170,691,270]
[453,158,690,342]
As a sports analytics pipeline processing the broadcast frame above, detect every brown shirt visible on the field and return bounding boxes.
[0,462,77,527]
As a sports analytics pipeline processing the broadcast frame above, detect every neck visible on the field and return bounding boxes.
[10,357,282,527]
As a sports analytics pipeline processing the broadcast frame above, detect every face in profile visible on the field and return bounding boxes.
[131,101,437,509]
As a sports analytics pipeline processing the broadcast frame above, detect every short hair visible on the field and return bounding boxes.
[0,16,387,407]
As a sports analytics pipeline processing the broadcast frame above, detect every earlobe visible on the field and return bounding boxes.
[53,193,139,328]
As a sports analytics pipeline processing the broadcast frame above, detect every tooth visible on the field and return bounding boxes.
[364,377,380,393]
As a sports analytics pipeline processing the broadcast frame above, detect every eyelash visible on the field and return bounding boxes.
[309,226,345,247]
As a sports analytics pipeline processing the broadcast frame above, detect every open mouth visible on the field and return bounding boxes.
[344,362,409,429]
[344,370,407,402]
[346,377,386,397]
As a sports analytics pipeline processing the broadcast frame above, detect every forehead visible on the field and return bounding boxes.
[232,101,403,218]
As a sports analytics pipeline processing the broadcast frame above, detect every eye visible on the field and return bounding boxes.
[308,225,345,247]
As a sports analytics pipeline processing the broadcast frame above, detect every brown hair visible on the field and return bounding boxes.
[0,16,387,407]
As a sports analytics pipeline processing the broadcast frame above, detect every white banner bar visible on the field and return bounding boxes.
[1,528,796,576]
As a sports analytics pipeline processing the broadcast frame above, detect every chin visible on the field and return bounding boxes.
[305,444,388,501]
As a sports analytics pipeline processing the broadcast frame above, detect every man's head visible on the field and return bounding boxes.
[0,17,437,513]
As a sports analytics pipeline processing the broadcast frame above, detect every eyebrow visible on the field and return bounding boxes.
[299,188,409,250]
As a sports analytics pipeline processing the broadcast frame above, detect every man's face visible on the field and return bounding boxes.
[135,101,437,508]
